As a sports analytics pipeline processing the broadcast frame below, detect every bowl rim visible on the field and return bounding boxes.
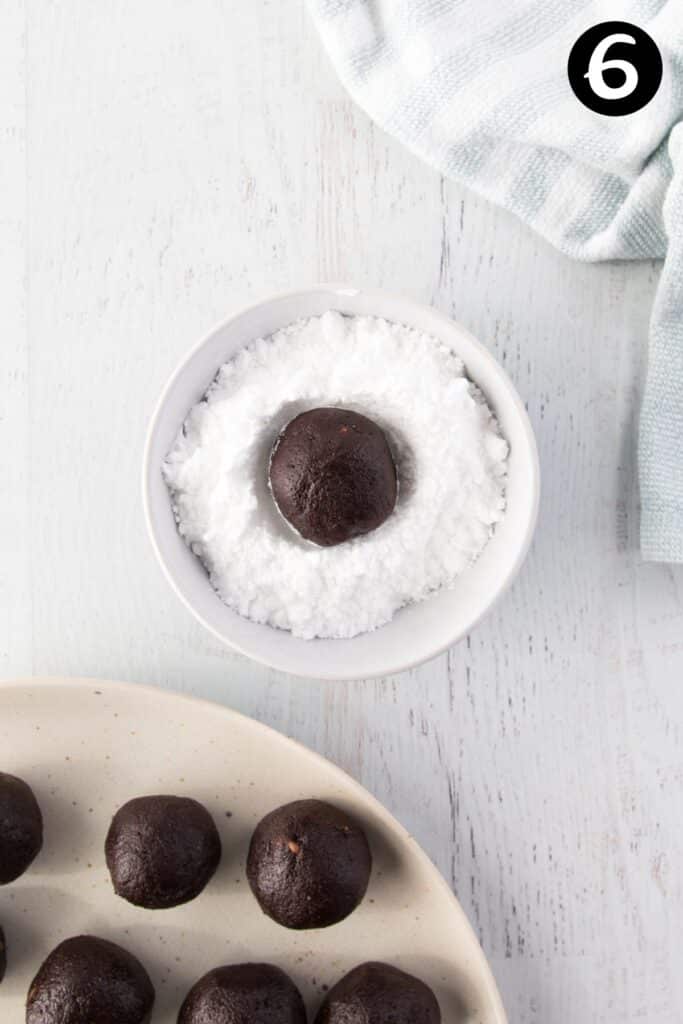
[142,284,541,680]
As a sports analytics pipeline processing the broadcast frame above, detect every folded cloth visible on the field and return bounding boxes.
[307,0,683,561]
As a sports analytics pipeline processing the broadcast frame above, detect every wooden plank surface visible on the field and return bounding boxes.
[0,0,30,675]
[1,2,683,1021]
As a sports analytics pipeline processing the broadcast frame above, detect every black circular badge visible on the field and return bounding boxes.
[568,21,663,116]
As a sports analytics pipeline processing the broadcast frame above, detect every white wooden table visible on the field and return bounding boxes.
[2,3,683,1022]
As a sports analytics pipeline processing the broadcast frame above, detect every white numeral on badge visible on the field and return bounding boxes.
[584,32,639,100]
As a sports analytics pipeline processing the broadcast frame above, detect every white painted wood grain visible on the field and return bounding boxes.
[1,2,683,1021]
[0,0,31,676]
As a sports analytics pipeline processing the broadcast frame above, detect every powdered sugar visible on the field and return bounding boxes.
[163,312,508,639]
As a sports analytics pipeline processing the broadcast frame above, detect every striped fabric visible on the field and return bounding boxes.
[308,0,683,562]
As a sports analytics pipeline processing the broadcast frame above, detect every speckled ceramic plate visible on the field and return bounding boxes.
[0,678,506,1023]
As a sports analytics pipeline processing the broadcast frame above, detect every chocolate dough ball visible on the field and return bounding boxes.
[247,799,372,930]
[178,963,306,1024]
[26,935,154,1024]
[0,925,6,983]
[105,795,221,909]
[269,408,398,547]
[0,772,43,884]
[314,962,441,1024]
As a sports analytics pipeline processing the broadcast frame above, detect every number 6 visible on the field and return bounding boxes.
[585,32,639,100]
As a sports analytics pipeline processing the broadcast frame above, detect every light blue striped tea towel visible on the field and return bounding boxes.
[307,0,683,562]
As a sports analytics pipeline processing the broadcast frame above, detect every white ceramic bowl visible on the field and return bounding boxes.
[143,286,540,680]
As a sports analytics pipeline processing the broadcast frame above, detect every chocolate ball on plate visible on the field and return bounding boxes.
[247,799,372,930]
[269,408,398,547]
[178,963,306,1024]
[0,772,43,884]
[314,962,441,1024]
[105,795,221,909]
[0,925,6,983]
[26,935,154,1024]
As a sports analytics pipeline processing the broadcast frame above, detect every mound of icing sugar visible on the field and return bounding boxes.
[163,312,508,640]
